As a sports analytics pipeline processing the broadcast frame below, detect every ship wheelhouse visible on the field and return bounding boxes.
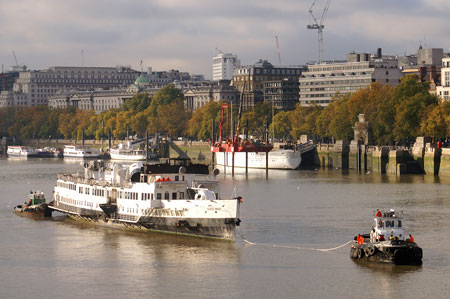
[370,209,404,242]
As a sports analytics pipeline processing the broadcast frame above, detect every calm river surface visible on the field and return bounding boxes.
[1,157,450,298]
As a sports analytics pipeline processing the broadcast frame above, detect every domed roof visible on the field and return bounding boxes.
[135,74,149,85]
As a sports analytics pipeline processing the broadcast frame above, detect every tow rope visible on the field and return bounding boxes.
[237,228,352,252]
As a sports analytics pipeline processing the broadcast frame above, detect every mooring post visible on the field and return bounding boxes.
[232,151,235,177]
[146,130,149,163]
[82,128,85,146]
[108,130,111,150]
[245,151,248,179]
[224,151,227,174]
[211,119,215,168]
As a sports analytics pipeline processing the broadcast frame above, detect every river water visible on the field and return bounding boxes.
[1,157,450,298]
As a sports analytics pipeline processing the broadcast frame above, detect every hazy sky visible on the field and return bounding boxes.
[1,0,448,78]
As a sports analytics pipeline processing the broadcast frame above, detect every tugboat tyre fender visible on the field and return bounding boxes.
[394,249,401,259]
[357,248,363,259]
[368,246,375,256]
[363,248,370,257]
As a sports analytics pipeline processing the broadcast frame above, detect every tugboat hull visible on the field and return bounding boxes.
[350,241,422,265]
[14,203,53,218]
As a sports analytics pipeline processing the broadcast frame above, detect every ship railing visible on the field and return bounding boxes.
[57,174,132,188]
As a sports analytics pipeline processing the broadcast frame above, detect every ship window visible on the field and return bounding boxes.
[398,220,402,227]
[180,192,184,199]
[157,193,161,200]
[151,193,154,200]
[175,175,179,181]
[172,192,177,199]
[165,192,169,200]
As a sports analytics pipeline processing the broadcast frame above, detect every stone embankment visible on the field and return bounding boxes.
[313,137,450,176]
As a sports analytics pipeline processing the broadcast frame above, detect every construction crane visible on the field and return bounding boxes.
[275,36,282,65]
[307,0,331,63]
[215,48,224,54]
[11,50,27,72]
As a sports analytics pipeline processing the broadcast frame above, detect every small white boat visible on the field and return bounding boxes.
[110,141,146,161]
[7,146,38,158]
[63,145,100,159]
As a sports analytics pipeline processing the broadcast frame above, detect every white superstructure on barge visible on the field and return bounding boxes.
[50,159,241,240]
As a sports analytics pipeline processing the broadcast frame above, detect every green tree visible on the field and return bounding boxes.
[392,76,438,142]
[122,93,151,113]
[419,103,448,139]
[149,85,184,116]
[271,111,291,140]
[188,101,222,140]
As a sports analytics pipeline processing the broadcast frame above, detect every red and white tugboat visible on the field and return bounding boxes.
[350,209,422,265]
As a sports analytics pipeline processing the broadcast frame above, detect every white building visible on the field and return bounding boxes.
[0,66,139,107]
[299,52,403,106]
[48,75,159,114]
[437,58,450,100]
[184,80,238,112]
[212,53,240,81]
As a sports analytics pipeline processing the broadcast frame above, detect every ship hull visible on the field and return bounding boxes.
[50,201,238,241]
[14,203,52,218]
[350,241,422,265]
[214,150,301,169]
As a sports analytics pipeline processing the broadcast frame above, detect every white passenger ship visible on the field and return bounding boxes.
[7,146,38,157]
[110,141,146,161]
[63,145,100,158]
[215,149,301,169]
[50,159,241,240]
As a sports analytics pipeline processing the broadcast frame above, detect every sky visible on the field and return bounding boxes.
[1,0,449,79]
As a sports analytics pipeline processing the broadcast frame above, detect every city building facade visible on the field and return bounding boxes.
[263,78,299,111]
[436,58,450,100]
[232,60,304,110]
[212,53,240,81]
[48,75,159,114]
[184,80,239,112]
[0,66,140,108]
[299,51,403,106]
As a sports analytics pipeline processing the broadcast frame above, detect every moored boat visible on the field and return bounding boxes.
[14,191,52,217]
[41,147,63,158]
[49,158,242,240]
[350,209,422,265]
[214,148,301,169]
[110,141,146,161]
[7,146,39,158]
[63,145,100,159]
